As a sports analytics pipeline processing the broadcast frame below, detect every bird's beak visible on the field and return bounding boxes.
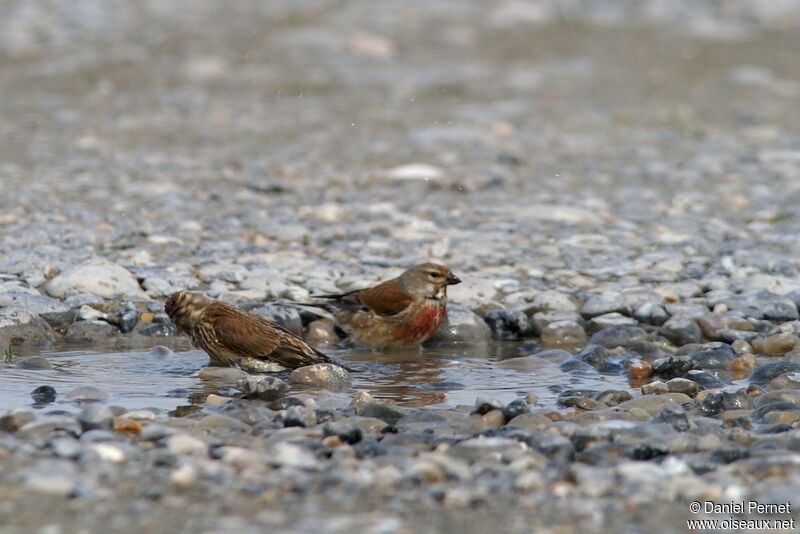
[446,274,462,285]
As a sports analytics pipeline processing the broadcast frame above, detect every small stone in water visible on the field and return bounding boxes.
[641,381,669,395]
[666,378,700,397]
[15,357,51,370]
[472,394,504,415]
[31,385,56,404]
[149,345,174,358]
[289,363,351,390]
[540,320,586,347]
[751,333,799,357]
[628,360,653,379]
[78,403,114,431]
[236,375,289,401]
[66,386,109,402]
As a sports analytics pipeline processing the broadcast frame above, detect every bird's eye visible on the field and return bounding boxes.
[428,272,441,278]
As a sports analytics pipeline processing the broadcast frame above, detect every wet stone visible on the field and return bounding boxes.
[31,385,57,404]
[658,317,703,347]
[589,326,647,350]
[283,405,316,428]
[540,320,586,348]
[15,356,51,370]
[586,312,638,334]
[503,399,530,421]
[236,375,289,401]
[750,361,800,385]
[424,304,491,346]
[530,311,581,334]
[0,307,55,347]
[641,381,669,395]
[666,378,700,398]
[651,356,700,380]
[66,386,109,402]
[685,343,736,369]
[77,404,114,431]
[65,320,115,343]
[595,390,633,406]
[713,329,760,343]
[576,344,625,373]
[482,309,534,341]
[751,333,800,357]
[0,409,35,432]
[289,363,352,390]
[633,302,669,326]
[683,370,726,390]
[358,402,409,426]
[628,359,653,380]
[580,296,631,320]
[653,406,691,432]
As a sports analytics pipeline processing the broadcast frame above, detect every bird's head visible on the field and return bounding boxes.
[398,262,461,300]
[165,291,211,332]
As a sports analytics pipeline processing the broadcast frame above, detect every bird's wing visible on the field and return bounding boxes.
[208,303,332,368]
[351,280,413,316]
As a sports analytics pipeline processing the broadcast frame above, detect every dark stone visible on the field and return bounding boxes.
[659,317,703,346]
[31,385,56,404]
[575,344,625,373]
[712,329,760,343]
[359,403,408,426]
[559,359,594,372]
[471,395,504,416]
[580,296,631,319]
[77,404,114,431]
[502,399,529,421]
[752,402,800,421]
[633,302,669,326]
[595,389,632,406]
[651,356,700,379]
[589,326,647,349]
[653,405,691,432]
[750,361,800,385]
[686,343,735,369]
[482,309,534,341]
[683,370,726,390]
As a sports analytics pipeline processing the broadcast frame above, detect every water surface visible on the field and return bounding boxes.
[0,343,634,415]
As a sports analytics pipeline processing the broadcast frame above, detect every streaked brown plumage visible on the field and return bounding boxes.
[316,262,461,350]
[165,291,334,369]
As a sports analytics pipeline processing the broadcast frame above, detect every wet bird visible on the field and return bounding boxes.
[315,262,461,350]
[165,291,335,370]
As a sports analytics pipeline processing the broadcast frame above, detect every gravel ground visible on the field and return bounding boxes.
[2,1,800,533]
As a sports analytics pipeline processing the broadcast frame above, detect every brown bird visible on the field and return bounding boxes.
[316,262,461,350]
[165,291,334,370]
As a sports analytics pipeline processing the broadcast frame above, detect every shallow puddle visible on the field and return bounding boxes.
[0,342,637,414]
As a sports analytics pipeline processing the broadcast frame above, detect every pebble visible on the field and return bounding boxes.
[77,403,114,431]
[64,320,115,343]
[658,317,703,346]
[425,304,492,346]
[641,381,669,395]
[540,320,586,348]
[482,309,534,340]
[45,258,147,300]
[66,386,109,402]
[666,378,700,397]
[166,434,208,455]
[236,375,289,401]
[30,385,57,404]
[289,363,352,390]
[751,333,799,356]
